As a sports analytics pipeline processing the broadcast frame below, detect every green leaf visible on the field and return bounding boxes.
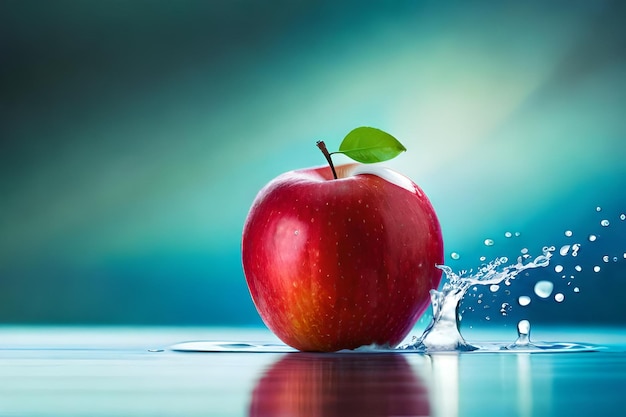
[337,126,406,163]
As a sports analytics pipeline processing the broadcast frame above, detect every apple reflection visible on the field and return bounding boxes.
[249,353,429,417]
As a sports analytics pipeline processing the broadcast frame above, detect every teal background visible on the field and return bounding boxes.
[1,1,625,326]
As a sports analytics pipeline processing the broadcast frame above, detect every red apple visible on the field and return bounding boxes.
[241,163,443,352]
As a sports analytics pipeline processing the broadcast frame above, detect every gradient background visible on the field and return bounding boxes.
[1,0,625,329]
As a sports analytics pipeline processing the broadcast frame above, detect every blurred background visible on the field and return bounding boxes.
[1,0,624,329]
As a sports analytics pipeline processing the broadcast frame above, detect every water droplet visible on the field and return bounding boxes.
[602,255,609,263]
[534,280,554,298]
[294,230,299,235]
[554,265,564,273]
[518,319,531,336]
[600,219,610,227]
[624,253,626,259]
[484,239,494,246]
[520,248,529,254]
[620,213,626,221]
[489,284,500,292]
[596,206,602,212]
[485,316,491,321]
[500,302,511,316]
[564,230,573,237]
[504,231,512,238]
[479,256,486,262]
[450,252,460,260]
[588,234,597,242]
[514,232,521,237]
[614,257,619,262]
[518,295,531,306]
[554,293,565,303]
[148,349,164,353]
[593,265,601,272]
[574,287,580,293]
[575,265,582,272]
[571,243,581,257]
[559,245,570,256]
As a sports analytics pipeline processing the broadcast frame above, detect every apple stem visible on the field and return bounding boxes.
[316,140,338,179]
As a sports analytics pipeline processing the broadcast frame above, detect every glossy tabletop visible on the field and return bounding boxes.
[1,326,624,417]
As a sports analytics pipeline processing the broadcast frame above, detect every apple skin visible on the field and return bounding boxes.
[242,163,443,352]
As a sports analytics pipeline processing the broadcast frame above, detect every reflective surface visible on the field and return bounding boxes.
[250,353,430,417]
[0,326,624,416]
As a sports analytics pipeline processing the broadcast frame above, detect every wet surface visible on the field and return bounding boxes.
[0,326,624,416]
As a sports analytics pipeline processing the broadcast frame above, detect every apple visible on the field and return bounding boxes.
[249,353,430,417]
[241,129,443,352]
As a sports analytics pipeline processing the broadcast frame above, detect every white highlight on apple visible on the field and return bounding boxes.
[348,164,417,194]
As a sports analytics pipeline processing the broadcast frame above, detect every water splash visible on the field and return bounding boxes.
[495,319,598,353]
[402,206,626,353]
[404,247,554,352]
[513,320,531,345]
